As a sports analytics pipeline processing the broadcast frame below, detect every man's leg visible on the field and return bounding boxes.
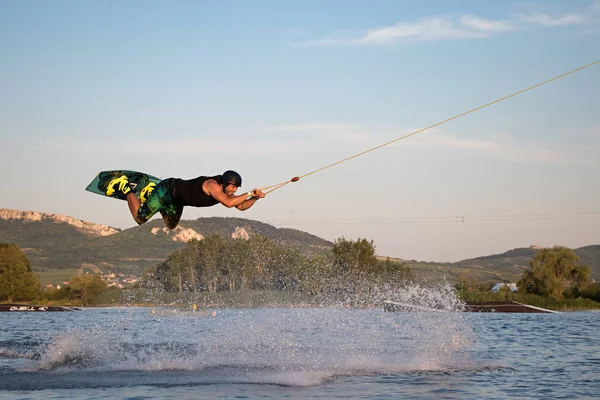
[126,193,141,222]
[133,180,167,225]
[160,205,183,229]
[136,179,177,226]
[105,175,141,223]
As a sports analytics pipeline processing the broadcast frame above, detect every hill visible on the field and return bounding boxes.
[442,246,600,283]
[1,208,599,283]
[0,209,333,273]
[375,246,600,283]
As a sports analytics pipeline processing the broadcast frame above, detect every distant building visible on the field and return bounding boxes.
[491,283,518,293]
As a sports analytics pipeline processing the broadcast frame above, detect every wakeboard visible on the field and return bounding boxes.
[86,170,161,203]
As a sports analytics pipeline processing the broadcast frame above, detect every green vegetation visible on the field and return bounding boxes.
[69,274,110,306]
[3,210,600,284]
[518,246,591,299]
[458,291,600,310]
[36,268,79,285]
[141,234,413,299]
[410,262,522,285]
[455,246,600,310]
[1,234,413,307]
[3,229,600,310]
[0,215,334,273]
[0,241,112,305]
[0,243,40,302]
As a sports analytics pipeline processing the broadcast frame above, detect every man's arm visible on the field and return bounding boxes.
[205,180,264,209]
[236,195,262,211]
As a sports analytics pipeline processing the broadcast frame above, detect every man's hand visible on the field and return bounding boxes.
[248,189,265,198]
[235,188,265,211]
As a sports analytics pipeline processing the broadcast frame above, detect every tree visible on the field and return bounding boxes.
[330,237,379,294]
[139,232,410,296]
[197,234,226,293]
[69,273,109,305]
[376,257,414,284]
[332,237,377,273]
[454,276,480,292]
[220,238,253,291]
[44,285,72,301]
[246,235,278,290]
[0,243,40,302]
[164,250,189,293]
[518,246,591,300]
[294,253,327,294]
[142,262,175,291]
[581,282,600,302]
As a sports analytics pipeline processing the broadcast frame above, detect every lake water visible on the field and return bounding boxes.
[1,291,599,399]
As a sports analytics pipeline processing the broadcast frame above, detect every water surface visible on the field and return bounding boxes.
[1,304,598,399]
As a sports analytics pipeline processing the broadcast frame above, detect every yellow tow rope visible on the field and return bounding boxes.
[258,59,600,195]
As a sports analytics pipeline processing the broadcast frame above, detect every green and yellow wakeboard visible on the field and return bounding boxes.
[86,170,161,203]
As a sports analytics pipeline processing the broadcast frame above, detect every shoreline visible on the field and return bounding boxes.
[4,300,600,312]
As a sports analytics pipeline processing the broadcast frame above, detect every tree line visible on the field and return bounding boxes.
[0,243,109,305]
[0,243,39,302]
[2,238,600,306]
[141,234,414,296]
[455,245,600,303]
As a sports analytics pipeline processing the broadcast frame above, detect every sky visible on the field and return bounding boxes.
[1,0,599,262]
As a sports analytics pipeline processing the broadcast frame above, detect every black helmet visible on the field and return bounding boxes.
[222,170,242,188]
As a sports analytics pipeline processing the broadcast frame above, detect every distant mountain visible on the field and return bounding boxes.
[447,245,600,282]
[380,244,600,283]
[573,245,600,276]
[0,209,333,273]
[1,208,598,282]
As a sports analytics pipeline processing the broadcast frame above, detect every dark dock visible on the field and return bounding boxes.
[0,303,80,312]
[383,300,558,313]
[464,301,558,313]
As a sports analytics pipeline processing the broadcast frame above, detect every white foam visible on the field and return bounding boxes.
[29,283,478,382]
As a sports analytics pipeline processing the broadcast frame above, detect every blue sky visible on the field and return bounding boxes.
[1,0,599,261]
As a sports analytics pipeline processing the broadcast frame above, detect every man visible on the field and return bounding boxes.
[105,170,265,229]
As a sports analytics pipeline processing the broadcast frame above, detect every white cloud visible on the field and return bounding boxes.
[295,7,591,47]
[593,1,600,10]
[266,123,597,166]
[32,123,381,156]
[517,13,584,27]
[401,131,587,165]
[267,122,359,133]
[35,122,598,167]
[36,137,303,156]
[459,14,515,32]
[267,122,590,166]
[407,133,499,151]
[295,15,498,46]
[267,122,376,144]
[360,16,491,43]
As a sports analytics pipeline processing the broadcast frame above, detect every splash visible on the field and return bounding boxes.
[0,348,34,359]
[25,283,478,387]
